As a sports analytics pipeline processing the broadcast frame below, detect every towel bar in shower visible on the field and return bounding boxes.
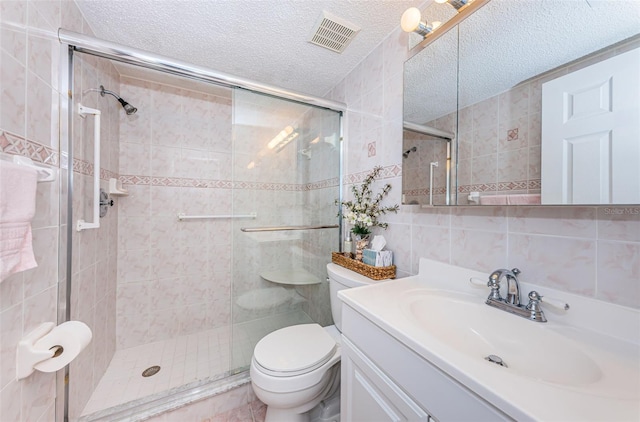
[177,212,257,221]
[0,154,55,182]
[240,224,339,232]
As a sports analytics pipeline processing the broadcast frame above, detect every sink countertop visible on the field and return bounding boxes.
[338,259,640,421]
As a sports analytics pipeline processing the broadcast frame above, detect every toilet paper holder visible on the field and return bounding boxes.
[16,321,92,380]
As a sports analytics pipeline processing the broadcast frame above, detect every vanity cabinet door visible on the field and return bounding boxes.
[342,337,430,422]
[342,305,512,421]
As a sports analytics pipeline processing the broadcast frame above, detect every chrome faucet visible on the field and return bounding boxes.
[489,268,521,306]
[481,267,570,322]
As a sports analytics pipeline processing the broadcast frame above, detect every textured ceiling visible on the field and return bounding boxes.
[404,0,640,124]
[76,0,425,98]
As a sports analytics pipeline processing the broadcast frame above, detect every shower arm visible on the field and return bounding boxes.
[83,85,137,114]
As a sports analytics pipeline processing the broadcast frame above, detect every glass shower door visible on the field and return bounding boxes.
[230,89,341,372]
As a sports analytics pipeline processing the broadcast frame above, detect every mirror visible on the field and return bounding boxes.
[402,0,640,205]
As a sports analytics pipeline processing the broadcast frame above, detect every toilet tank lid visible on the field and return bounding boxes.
[326,263,386,287]
[254,324,336,374]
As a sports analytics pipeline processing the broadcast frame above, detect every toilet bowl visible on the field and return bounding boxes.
[250,263,385,422]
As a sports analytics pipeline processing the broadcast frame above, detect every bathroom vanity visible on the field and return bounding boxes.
[340,305,509,421]
[338,259,640,421]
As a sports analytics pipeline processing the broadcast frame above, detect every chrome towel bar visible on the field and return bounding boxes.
[178,212,257,221]
[240,224,338,232]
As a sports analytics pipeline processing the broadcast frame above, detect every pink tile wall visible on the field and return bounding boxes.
[1,1,120,420]
[1,1,61,421]
[117,77,340,347]
[329,28,640,309]
[67,25,120,422]
[117,78,235,349]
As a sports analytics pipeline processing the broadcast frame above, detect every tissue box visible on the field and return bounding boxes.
[362,249,393,267]
[362,249,377,266]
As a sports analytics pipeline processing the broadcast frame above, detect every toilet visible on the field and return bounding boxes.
[250,263,383,422]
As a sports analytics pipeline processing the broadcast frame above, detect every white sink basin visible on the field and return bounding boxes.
[402,289,603,386]
[338,259,640,420]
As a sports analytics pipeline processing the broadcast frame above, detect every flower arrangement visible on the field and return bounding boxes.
[337,166,399,237]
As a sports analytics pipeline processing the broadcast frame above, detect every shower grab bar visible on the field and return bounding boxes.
[76,103,101,232]
[178,212,257,221]
[240,224,338,232]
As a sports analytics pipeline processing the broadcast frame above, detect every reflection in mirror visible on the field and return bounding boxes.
[403,0,640,205]
[402,123,453,206]
[403,26,459,205]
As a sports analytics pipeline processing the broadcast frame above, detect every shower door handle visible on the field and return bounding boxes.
[76,104,102,231]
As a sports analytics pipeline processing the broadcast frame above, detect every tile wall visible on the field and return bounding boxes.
[402,130,449,206]
[116,76,236,350]
[115,77,340,351]
[1,0,119,421]
[68,50,120,419]
[326,28,640,309]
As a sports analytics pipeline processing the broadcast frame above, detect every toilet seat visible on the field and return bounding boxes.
[254,324,337,377]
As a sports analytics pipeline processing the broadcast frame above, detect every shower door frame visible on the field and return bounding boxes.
[57,29,345,422]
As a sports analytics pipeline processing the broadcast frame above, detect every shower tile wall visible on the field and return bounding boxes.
[115,79,336,353]
[1,0,119,420]
[299,106,341,327]
[116,76,235,349]
[326,27,640,309]
[68,51,120,419]
[402,130,450,206]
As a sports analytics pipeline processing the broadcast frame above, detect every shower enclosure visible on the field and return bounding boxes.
[60,31,343,421]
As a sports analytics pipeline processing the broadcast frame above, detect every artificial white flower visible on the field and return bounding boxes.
[336,166,399,237]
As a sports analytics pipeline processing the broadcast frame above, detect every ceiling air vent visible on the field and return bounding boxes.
[308,11,361,54]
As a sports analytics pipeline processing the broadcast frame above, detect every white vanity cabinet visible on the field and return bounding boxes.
[341,336,429,421]
[340,305,512,422]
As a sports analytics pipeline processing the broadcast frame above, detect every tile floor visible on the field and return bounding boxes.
[82,310,313,416]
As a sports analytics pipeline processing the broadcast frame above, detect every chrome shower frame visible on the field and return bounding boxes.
[57,29,345,422]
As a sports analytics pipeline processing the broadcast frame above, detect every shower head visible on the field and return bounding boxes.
[403,146,417,158]
[116,98,138,115]
[99,85,137,115]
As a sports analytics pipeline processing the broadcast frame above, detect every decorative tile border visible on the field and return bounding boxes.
[404,187,448,196]
[0,135,540,197]
[345,164,402,184]
[1,130,120,182]
[458,179,541,194]
[119,174,340,191]
[73,158,93,176]
[307,177,339,191]
[101,168,119,181]
[0,131,58,166]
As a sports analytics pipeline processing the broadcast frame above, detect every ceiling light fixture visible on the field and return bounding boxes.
[400,7,436,37]
[439,0,472,11]
[401,0,473,38]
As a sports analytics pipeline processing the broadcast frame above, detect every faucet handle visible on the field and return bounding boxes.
[527,291,570,311]
[529,290,570,311]
[469,277,488,287]
[486,276,502,301]
[469,277,502,299]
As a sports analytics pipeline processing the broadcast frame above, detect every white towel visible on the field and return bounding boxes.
[0,160,38,281]
[479,195,508,205]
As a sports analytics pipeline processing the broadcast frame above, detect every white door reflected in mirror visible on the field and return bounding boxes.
[541,48,640,205]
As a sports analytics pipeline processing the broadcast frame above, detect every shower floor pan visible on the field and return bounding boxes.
[80,310,313,420]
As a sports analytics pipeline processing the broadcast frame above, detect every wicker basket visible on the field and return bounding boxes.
[331,252,396,280]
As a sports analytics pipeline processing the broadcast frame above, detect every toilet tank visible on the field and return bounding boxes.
[327,263,383,332]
